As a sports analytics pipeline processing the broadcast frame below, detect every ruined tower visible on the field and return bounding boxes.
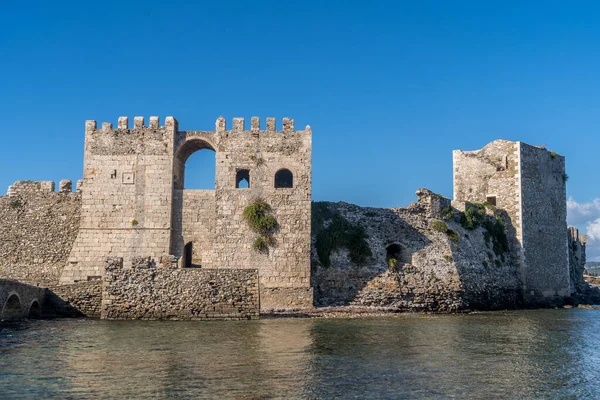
[453,140,570,303]
[61,116,313,309]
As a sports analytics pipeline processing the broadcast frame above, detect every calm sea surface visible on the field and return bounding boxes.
[1,310,600,399]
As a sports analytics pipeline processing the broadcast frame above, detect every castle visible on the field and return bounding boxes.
[0,117,591,320]
[59,116,313,310]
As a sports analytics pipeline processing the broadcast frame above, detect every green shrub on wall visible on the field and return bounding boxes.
[244,200,278,253]
[312,202,372,268]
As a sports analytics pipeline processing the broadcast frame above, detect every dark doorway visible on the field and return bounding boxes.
[184,242,193,268]
[385,243,402,268]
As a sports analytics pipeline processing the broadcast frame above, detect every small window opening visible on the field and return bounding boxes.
[274,169,293,188]
[110,170,117,179]
[486,196,497,206]
[236,170,250,188]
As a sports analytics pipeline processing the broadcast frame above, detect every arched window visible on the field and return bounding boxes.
[174,139,216,190]
[236,169,250,188]
[274,169,293,188]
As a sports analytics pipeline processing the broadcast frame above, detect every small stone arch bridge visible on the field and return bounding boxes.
[0,279,45,321]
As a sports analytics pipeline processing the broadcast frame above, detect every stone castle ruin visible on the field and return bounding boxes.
[0,117,594,320]
[453,140,570,302]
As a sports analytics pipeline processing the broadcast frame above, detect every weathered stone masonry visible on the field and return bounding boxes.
[453,140,570,304]
[0,125,591,317]
[101,258,259,320]
[61,116,313,310]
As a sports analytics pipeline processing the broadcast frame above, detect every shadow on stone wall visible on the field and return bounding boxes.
[311,204,433,307]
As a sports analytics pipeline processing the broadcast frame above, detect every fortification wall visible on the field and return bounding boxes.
[568,227,587,296]
[311,190,521,311]
[61,117,177,283]
[0,181,81,286]
[45,281,102,318]
[101,258,259,320]
[172,117,313,309]
[520,143,569,300]
[171,190,216,267]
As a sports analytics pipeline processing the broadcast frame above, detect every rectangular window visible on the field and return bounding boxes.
[486,196,497,206]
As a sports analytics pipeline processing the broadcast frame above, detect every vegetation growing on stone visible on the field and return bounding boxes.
[432,221,448,233]
[312,202,372,268]
[432,220,458,242]
[243,200,277,233]
[244,200,278,253]
[9,199,22,209]
[387,257,398,272]
[550,151,558,158]
[131,219,139,226]
[446,229,459,242]
[482,216,509,256]
[460,203,487,230]
[441,205,455,220]
[253,235,276,253]
[460,203,509,257]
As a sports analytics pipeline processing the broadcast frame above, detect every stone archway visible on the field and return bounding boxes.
[2,293,22,321]
[174,138,217,190]
[28,300,41,319]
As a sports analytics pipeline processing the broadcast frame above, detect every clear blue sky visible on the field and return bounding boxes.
[2,1,600,253]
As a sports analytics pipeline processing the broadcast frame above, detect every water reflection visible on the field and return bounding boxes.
[1,310,600,399]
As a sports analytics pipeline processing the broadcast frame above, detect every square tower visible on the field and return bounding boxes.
[453,140,569,303]
[60,117,177,283]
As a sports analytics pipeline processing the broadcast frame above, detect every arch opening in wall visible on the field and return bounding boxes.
[386,243,412,266]
[274,169,293,188]
[183,242,194,268]
[2,294,21,321]
[236,169,250,189]
[28,301,41,319]
[174,139,217,190]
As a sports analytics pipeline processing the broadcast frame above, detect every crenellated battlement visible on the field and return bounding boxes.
[6,180,81,197]
[214,116,311,134]
[86,116,178,134]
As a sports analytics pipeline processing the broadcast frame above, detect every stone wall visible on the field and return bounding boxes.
[61,117,177,283]
[519,143,570,301]
[45,281,102,318]
[171,190,216,267]
[101,258,259,320]
[0,181,81,286]
[569,227,588,295]
[172,118,313,309]
[453,140,571,305]
[453,140,522,262]
[311,190,521,311]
